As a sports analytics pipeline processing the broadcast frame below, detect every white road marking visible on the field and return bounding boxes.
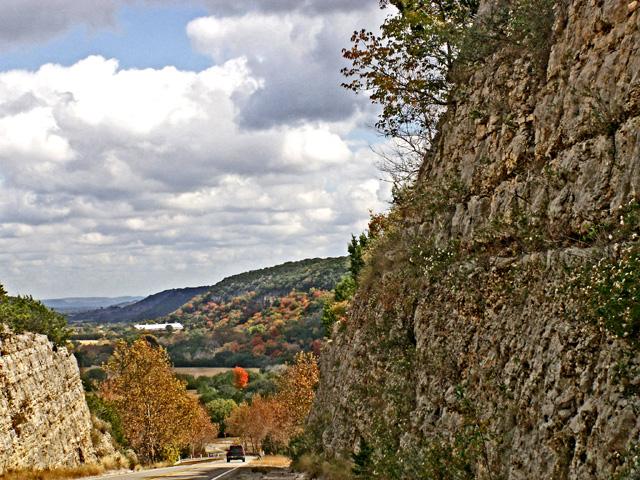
[209,464,243,480]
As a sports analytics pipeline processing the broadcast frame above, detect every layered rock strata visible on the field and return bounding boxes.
[0,332,98,473]
[310,0,640,477]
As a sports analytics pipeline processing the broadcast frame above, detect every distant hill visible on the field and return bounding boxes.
[41,296,144,312]
[66,257,348,326]
[161,256,349,367]
[192,256,349,308]
[66,286,210,323]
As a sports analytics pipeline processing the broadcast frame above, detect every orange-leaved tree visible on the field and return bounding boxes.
[101,337,218,462]
[233,366,249,390]
[226,394,280,453]
[226,352,319,452]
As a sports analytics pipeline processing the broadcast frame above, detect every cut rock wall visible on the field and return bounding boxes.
[0,332,97,473]
[310,0,640,478]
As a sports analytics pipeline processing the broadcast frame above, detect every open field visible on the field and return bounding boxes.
[173,367,259,377]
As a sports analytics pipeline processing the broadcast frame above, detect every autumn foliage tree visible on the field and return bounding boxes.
[226,394,281,453]
[226,352,319,452]
[276,352,320,433]
[101,337,218,462]
[233,366,249,390]
[342,0,479,183]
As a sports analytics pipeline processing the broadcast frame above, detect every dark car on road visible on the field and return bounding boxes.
[226,444,245,462]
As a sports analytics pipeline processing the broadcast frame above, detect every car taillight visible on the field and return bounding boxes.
[242,449,245,454]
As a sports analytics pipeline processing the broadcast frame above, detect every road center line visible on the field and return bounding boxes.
[209,464,243,480]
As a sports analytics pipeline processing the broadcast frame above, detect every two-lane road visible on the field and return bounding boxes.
[88,457,256,480]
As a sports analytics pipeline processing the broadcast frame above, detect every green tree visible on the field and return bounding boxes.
[322,232,373,337]
[206,398,237,435]
[0,282,71,346]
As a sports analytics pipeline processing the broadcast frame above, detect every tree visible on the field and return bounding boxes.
[0,282,71,346]
[342,0,479,183]
[226,394,280,453]
[322,231,373,337]
[206,398,237,435]
[275,352,319,434]
[225,352,319,452]
[187,403,219,458]
[233,366,249,390]
[101,338,218,462]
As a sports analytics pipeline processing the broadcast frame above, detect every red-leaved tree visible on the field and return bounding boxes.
[233,366,249,390]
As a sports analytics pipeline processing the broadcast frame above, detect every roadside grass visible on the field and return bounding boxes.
[0,464,105,480]
[293,454,353,480]
[248,455,291,468]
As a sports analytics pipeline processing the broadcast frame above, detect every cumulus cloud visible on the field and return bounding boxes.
[197,0,377,15]
[0,51,391,298]
[187,6,386,128]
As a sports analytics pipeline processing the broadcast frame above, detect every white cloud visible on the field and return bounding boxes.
[0,49,392,298]
[185,6,386,128]
[187,13,323,65]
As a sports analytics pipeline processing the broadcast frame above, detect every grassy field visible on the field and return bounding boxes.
[172,367,259,377]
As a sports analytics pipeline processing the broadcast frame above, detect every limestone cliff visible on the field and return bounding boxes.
[0,332,98,473]
[310,0,640,478]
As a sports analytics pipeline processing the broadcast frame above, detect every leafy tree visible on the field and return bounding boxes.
[322,232,373,337]
[233,366,249,390]
[225,352,319,452]
[0,282,71,346]
[100,338,218,462]
[275,352,319,434]
[206,398,237,435]
[342,0,479,183]
[226,394,280,453]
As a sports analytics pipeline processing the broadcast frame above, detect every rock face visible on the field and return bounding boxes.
[310,0,640,478]
[0,332,98,473]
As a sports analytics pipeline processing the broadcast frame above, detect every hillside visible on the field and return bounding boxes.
[308,1,640,478]
[182,256,350,306]
[159,256,348,367]
[66,286,210,323]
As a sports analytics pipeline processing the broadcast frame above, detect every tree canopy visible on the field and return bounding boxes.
[342,0,479,182]
[101,337,217,462]
[0,282,71,346]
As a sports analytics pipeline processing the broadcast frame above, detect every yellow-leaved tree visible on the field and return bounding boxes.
[100,336,218,462]
[275,351,319,434]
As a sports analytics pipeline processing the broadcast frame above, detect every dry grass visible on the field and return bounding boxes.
[249,455,291,468]
[0,463,105,480]
[293,454,353,480]
[172,367,259,377]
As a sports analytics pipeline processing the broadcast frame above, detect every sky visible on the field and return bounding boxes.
[0,0,393,299]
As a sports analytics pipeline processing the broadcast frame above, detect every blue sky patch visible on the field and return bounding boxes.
[0,3,213,72]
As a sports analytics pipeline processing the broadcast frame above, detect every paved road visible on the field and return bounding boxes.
[88,457,255,480]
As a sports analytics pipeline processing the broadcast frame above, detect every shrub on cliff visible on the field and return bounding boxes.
[0,282,71,346]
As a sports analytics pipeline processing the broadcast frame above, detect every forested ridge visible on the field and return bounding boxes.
[159,256,348,367]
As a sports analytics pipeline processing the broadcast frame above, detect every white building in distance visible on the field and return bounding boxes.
[134,322,183,331]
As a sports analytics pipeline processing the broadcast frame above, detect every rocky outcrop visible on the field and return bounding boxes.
[0,332,98,473]
[310,0,640,478]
